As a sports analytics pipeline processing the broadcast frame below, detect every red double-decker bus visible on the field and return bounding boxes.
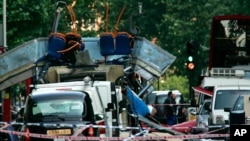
[209,15,250,69]
[192,15,250,108]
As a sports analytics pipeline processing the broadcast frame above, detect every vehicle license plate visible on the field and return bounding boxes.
[54,139,65,141]
[47,129,71,135]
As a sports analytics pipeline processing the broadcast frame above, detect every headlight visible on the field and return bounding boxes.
[215,115,224,124]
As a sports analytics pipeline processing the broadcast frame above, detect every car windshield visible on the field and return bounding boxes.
[214,90,250,109]
[156,95,181,104]
[31,98,84,117]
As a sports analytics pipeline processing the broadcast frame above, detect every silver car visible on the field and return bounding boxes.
[190,98,211,134]
[143,90,186,124]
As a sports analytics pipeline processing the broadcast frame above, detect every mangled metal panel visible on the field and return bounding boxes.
[131,37,176,77]
[45,65,124,83]
[0,38,48,90]
[0,36,176,90]
[0,38,47,78]
[0,37,103,90]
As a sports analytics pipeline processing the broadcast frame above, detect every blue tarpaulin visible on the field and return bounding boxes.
[126,87,149,116]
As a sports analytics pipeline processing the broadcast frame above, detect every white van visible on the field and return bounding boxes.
[209,85,250,125]
[31,78,122,137]
[193,68,250,108]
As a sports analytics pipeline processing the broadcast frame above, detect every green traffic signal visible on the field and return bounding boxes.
[188,56,193,62]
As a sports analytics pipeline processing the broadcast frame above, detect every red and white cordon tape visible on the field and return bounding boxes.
[0,121,144,130]
[0,122,230,140]
[0,128,229,140]
[151,103,190,106]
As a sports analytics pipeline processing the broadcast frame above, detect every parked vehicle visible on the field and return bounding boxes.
[225,94,250,125]
[193,68,250,112]
[28,77,122,138]
[143,90,187,124]
[203,85,250,139]
[190,98,211,134]
[20,90,99,141]
[209,85,250,126]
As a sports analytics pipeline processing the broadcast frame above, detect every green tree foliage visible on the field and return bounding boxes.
[2,0,250,95]
[3,0,54,48]
[0,0,106,48]
[153,73,189,99]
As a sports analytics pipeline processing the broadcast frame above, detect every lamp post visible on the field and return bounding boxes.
[2,0,11,122]
[186,40,196,101]
[0,0,7,54]
[3,0,7,48]
[129,2,143,35]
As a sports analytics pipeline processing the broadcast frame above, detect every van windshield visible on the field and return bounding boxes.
[215,90,250,109]
[31,98,84,117]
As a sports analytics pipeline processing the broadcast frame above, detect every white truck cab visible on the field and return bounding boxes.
[210,85,250,125]
[30,77,122,137]
[194,68,250,108]
[192,67,250,134]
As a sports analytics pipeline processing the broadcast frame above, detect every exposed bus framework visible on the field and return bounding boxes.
[0,2,178,140]
[209,15,250,69]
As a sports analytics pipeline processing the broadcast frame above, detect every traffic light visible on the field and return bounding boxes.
[186,40,195,70]
[187,60,195,70]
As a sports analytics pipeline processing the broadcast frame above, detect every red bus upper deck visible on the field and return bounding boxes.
[209,15,250,69]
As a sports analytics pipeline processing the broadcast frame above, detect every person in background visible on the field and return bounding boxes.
[164,91,177,125]
[177,95,187,123]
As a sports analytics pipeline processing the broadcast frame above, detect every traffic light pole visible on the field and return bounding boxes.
[188,69,194,100]
[186,40,197,106]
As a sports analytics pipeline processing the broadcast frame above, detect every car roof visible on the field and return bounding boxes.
[152,90,182,96]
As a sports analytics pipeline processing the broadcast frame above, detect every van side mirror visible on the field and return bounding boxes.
[190,109,197,115]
